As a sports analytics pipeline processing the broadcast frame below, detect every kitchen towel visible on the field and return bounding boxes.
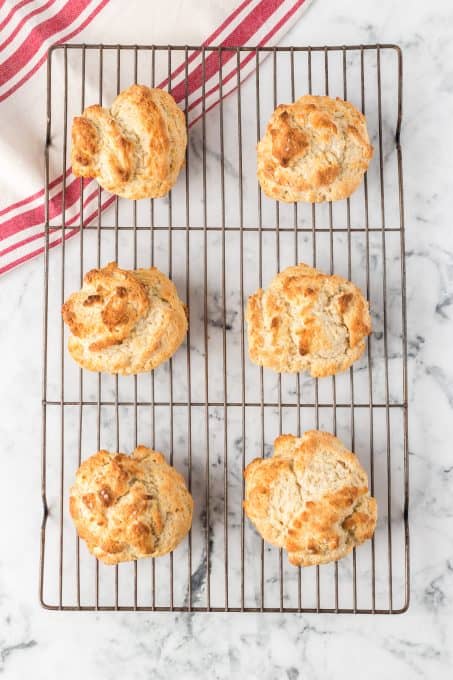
[0,0,313,276]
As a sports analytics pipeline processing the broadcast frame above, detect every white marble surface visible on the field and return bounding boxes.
[1,0,452,677]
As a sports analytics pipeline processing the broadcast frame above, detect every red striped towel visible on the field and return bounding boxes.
[0,0,313,276]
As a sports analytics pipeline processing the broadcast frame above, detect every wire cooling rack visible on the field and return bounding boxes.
[41,44,409,613]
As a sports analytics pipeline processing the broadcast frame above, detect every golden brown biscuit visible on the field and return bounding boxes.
[62,262,188,374]
[244,431,377,567]
[71,84,187,199]
[246,262,371,377]
[69,446,193,564]
[257,95,373,203]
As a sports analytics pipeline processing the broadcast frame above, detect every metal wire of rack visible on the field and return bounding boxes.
[41,44,409,613]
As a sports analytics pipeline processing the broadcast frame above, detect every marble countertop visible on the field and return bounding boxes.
[1,0,452,677]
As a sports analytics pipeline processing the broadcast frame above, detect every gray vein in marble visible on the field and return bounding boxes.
[424,365,453,409]
[0,641,37,673]
[189,132,239,180]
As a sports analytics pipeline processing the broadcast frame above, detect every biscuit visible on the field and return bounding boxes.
[244,431,377,567]
[71,84,187,199]
[62,262,187,374]
[69,445,193,564]
[246,262,371,377]
[257,95,373,203]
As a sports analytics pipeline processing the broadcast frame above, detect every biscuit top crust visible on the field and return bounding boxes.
[71,84,187,199]
[69,445,193,564]
[246,262,371,377]
[62,262,150,352]
[257,95,373,203]
[244,431,377,567]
